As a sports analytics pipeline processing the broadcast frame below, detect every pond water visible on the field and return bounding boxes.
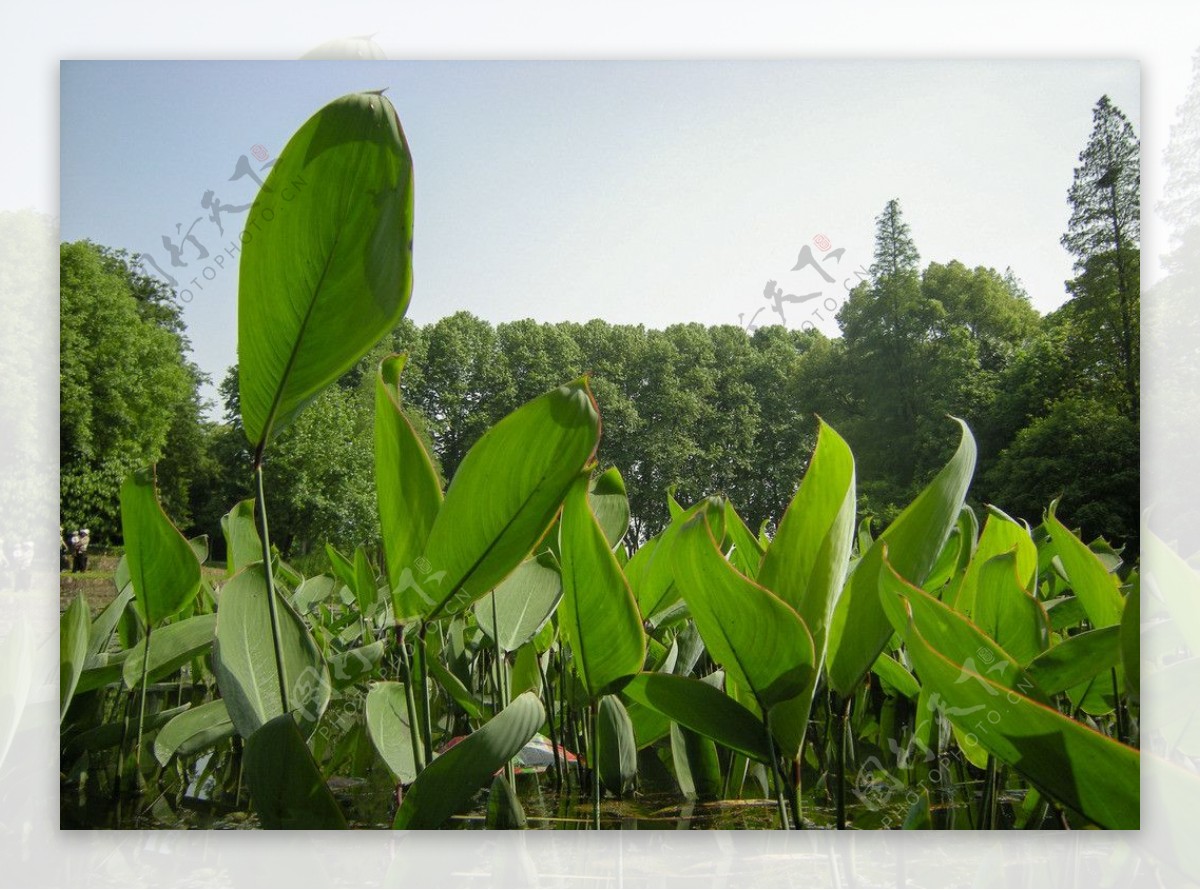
[62,741,1016,831]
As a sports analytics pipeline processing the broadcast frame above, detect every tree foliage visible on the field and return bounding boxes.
[63,97,1139,559]
[837,202,1039,518]
[984,95,1140,545]
[60,241,206,539]
[1061,95,1140,417]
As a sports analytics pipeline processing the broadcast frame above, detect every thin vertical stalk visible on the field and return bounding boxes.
[836,695,851,830]
[1112,667,1127,744]
[491,592,516,788]
[990,762,1003,829]
[979,754,996,829]
[791,756,804,828]
[765,725,791,830]
[395,625,425,773]
[590,700,600,830]
[559,645,578,789]
[233,736,245,808]
[253,459,290,715]
[535,651,563,787]
[114,664,138,798]
[134,624,153,776]
[416,622,435,766]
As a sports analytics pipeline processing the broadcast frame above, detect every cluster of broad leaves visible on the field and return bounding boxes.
[60,91,1139,831]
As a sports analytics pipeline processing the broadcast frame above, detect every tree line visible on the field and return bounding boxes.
[59,95,1139,561]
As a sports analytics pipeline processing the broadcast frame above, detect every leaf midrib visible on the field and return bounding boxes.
[253,233,341,451]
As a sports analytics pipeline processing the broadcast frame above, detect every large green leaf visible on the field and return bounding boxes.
[122,614,216,688]
[417,378,601,620]
[62,706,189,761]
[1046,595,1089,633]
[238,91,414,448]
[510,643,542,698]
[880,558,1139,829]
[624,700,672,750]
[756,418,856,756]
[352,545,378,615]
[589,466,631,549]
[951,511,1038,615]
[375,354,443,619]
[429,657,487,721]
[597,694,638,797]
[626,498,724,622]
[328,640,387,690]
[153,699,234,766]
[325,543,357,596]
[877,547,1044,703]
[671,722,722,801]
[1027,626,1122,696]
[622,672,771,763]
[120,467,201,626]
[723,501,765,579]
[923,521,965,594]
[559,472,646,699]
[60,593,89,722]
[827,418,975,696]
[872,652,920,700]
[86,583,134,658]
[292,574,340,614]
[972,550,1050,667]
[1044,503,1124,628]
[485,775,527,829]
[220,499,262,576]
[672,512,813,709]
[213,566,330,738]
[75,650,130,694]
[188,534,210,566]
[365,681,418,784]
[474,552,562,653]
[244,714,347,829]
[394,692,545,829]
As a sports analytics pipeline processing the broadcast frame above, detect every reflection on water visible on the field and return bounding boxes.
[64,743,1011,830]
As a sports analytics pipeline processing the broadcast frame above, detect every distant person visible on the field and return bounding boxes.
[71,528,90,573]
[60,526,70,571]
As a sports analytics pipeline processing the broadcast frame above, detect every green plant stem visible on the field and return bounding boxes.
[253,459,290,715]
[791,756,804,828]
[980,754,996,829]
[491,591,516,788]
[396,624,425,773]
[534,650,563,787]
[991,762,1003,829]
[559,645,578,789]
[134,623,153,782]
[416,622,435,766]
[114,663,138,799]
[590,700,600,830]
[765,722,791,830]
[836,694,850,830]
[1112,667,1127,744]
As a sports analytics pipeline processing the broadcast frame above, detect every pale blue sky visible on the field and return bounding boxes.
[60,60,1139,413]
